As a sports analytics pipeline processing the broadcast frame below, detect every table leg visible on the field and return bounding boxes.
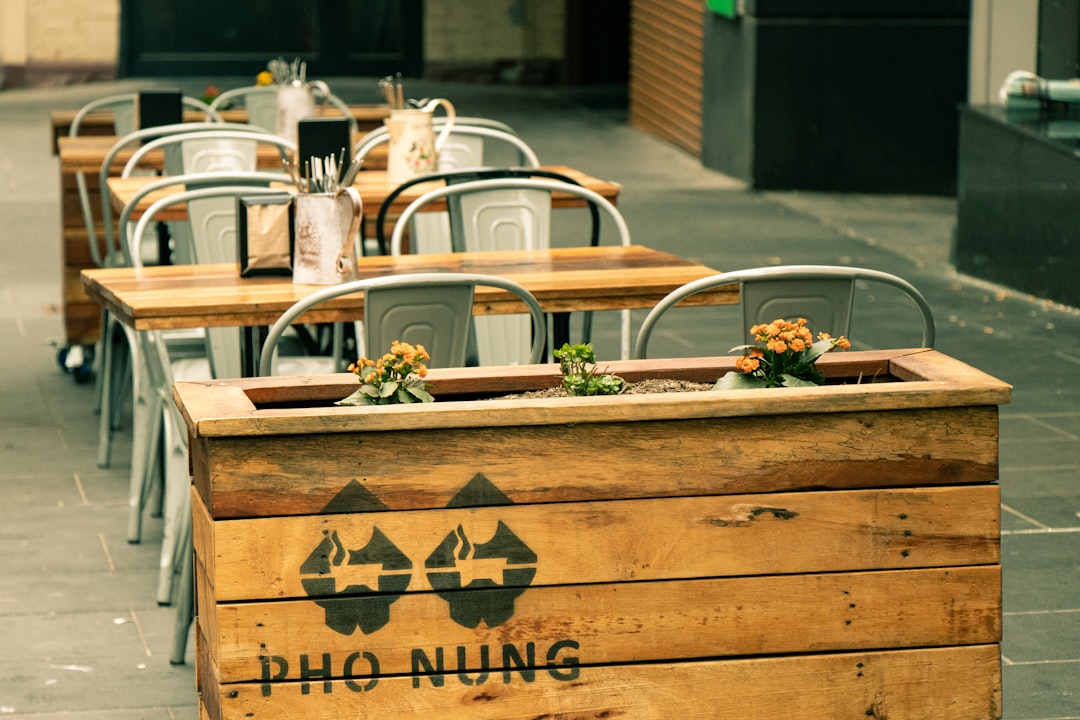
[241,326,266,377]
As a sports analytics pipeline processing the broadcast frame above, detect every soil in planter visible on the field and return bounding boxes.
[496,378,715,400]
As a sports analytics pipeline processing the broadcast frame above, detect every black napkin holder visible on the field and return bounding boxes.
[136,89,183,134]
[237,194,295,277]
[298,117,352,182]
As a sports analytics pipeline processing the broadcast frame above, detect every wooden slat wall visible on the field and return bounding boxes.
[629,0,705,157]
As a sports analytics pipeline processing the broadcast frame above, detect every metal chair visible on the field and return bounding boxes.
[122,129,294,178]
[389,175,634,363]
[352,116,521,166]
[632,265,937,359]
[95,122,267,268]
[259,272,548,376]
[354,123,538,171]
[126,181,298,667]
[210,84,359,137]
[107,175,292,552]
[95,171,290,472]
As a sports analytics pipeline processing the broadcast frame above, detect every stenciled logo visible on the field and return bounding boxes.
[426,520,537,628]
[300,474,536,635]
[299,527,412,635]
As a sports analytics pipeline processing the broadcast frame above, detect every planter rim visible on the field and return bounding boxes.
[174,349,1011,438]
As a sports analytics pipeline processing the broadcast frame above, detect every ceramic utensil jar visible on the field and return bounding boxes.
[384,98,456,184]
[292,186,361,285]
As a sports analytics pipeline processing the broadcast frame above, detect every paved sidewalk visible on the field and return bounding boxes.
[1,77,1078,719]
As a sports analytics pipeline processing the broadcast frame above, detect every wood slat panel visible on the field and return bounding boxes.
[205,566,1000,682]
[192,404,1001,518]
[200,645,1002,720]
[630,0,705,156]
[202,485,1000,602]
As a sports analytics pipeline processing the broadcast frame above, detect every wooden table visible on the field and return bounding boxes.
[106,165,620,222]
[81,245,731,374]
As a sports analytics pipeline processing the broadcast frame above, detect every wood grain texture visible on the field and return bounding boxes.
[106,164,616,221]
[83,245,730,332]
[190,403,1000,519]
[629,0,705,155]
[183,351,1006,717]
[200,645,1002,720]
[204,566,1000,682]
[200,485,999,602]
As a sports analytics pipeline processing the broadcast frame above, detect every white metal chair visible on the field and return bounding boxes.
[95,170,291,473]
[632,265,937,360]
[210,84,359,137]
[389,176,634,363]
[353,122,537,171]
[92,123,270,472]
[122,129,294,178]
[107,174,291,548]
[126,180,299,667]
[259,272,548,376]
[95,122,267,268]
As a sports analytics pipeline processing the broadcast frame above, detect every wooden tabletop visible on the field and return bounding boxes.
[59,135,388,174]
[81,245,732,331]
[106,165,621,221]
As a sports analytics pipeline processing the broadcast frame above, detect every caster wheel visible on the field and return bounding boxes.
[73,362,94,384]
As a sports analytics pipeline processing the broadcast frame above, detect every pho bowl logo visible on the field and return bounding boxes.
[300,474,536,635]
[299,528,412,635]
[425,521,537,629]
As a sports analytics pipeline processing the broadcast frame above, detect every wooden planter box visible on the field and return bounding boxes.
[174,349,1010,720]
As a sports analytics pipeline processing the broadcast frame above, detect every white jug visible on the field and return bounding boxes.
[276,80,331,146]
[384,98,456,184]
[292,186,362,285]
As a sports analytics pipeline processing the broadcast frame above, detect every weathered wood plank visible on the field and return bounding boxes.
[201,485,999,602]
[201,645,1002,720]
[204,566,1000,683]
[191,404,999,518]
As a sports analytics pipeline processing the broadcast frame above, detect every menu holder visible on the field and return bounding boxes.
[237,194,295,277]
[298,117,352,183]
[136,89,183,135]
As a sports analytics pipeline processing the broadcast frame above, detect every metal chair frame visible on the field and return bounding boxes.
[258,272,548,377]
[632,265,937,360]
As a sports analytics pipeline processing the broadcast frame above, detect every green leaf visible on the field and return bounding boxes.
[335,389,375,406]
[728,343,757,354]
[395,388,417,403]
[713,372,767,390]
[802,338,835,364]
[378,380,399,398]
[407,385,435,403]
[779,374,820,388]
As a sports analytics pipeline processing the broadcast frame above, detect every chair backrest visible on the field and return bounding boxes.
[353,116,518,161]
[124,174,295,379]
[258,272,548,376]
[387,174,633,363]
[632,265,937,359]
[354,124,539,170]
[390,176,629,256]
[121,130,295,178]
[209,86,277,131]
[96,122,269,267]
[69,92,220,139]
[375,168,605,256]
[212,84,359,137]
